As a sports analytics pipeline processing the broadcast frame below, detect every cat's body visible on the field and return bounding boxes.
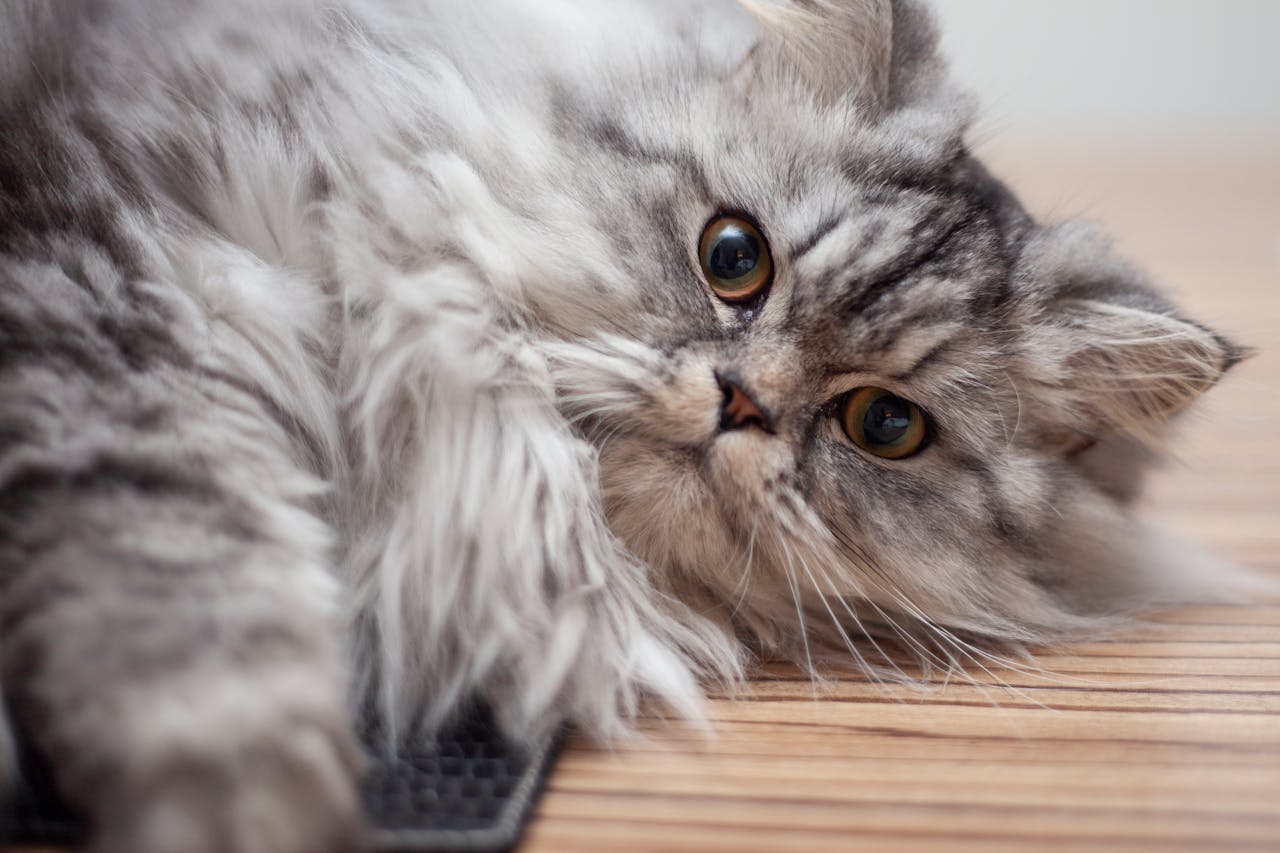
[0,1,1243,850]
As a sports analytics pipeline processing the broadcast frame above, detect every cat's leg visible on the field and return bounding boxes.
[341,263,740,741]
[0,254,364,853]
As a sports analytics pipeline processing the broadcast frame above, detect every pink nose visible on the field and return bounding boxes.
[716,372,772,433]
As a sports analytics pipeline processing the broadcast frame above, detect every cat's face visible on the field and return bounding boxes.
[533,0,1239,662]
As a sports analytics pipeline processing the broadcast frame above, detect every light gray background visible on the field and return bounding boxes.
[932,0,1280,141]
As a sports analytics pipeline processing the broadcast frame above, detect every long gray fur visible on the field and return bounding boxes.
[0,1,1244,851]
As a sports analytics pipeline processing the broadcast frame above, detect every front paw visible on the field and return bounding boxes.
[493,575,741,742]
[90,714,367,853]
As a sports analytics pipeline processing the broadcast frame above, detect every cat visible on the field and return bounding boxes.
[0,0,1245,850]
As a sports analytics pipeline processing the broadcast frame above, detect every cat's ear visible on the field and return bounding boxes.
[1016,223,1247,447]
[735,0,892,107]
[735,0,945,110]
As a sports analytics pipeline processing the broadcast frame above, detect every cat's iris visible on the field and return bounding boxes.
[841,387,928,459]
[699,215,773,302]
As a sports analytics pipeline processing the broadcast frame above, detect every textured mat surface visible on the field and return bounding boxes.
[1,709,563,852]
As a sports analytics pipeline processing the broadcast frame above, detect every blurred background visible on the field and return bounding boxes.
[933,0,1280,144]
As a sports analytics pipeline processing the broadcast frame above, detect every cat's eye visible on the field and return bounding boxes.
[841,387,929,460]
[698,215,773,302]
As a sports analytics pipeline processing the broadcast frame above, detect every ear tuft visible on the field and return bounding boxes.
[884,0,947,107]
[738,0,893,107]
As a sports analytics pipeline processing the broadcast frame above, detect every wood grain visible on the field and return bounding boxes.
[521,143,1280,852]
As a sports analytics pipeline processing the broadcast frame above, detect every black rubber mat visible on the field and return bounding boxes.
[1,708,564,852]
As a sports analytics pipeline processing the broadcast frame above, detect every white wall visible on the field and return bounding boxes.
[930,0,1280,142]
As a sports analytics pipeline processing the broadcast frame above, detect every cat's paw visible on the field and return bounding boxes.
[495,570,742,742]
[88,711,367,853]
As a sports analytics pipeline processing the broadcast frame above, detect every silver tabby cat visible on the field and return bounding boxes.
[0,0,1245,850]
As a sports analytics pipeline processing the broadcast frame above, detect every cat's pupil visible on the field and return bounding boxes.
[708,225,760,282]
[862,394,913,445]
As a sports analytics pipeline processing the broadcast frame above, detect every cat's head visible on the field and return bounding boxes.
[529,0,1243,664]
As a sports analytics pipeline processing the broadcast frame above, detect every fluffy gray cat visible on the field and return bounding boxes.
[0,0,1245,850]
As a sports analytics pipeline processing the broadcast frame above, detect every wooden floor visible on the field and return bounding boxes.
[522,143,1280,852]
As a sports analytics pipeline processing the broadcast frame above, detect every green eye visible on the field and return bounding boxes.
[698,215,773,302]
[841,387,929,460]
